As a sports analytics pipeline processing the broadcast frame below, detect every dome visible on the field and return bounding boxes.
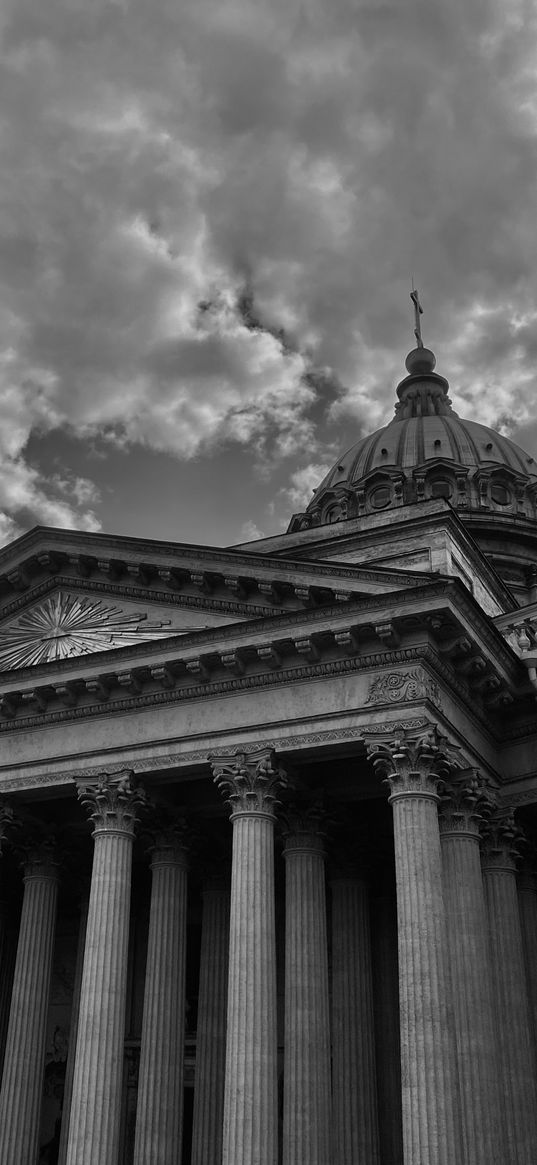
[288,347,537,529]
[313,414,537,497]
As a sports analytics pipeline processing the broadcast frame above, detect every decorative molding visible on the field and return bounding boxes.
[504,789,537,806]
[366,668,440,707]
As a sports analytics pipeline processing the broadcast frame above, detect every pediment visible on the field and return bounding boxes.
[0,589,219,670]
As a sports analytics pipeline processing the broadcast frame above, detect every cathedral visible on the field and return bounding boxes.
[0,322,537,1165]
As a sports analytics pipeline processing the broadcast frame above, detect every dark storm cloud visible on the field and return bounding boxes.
[0,0,536,531]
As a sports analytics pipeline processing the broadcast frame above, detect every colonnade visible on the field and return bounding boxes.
[0,730,536,1164]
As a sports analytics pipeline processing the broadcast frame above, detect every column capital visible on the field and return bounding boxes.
[16,828,61,882]
[143,811,190,870]
[0,800,19,856]
[77,770,147,837]
[281,803,326,857]
[439,769,489,838]
[481,807,522,872]
[367,726,454,802]
[210,747,287,819]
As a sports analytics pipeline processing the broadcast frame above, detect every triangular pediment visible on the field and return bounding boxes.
[0,590,217,670]
[0,524,443,676]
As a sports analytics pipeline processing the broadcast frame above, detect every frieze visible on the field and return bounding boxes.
[366,668,440,707]
[0,718,432,791]
[502,789,537,806]
[0,647,435,734]
[0,640,504,756]
[0,577,518,714]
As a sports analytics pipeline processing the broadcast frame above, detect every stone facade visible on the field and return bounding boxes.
[1,348,537,1164]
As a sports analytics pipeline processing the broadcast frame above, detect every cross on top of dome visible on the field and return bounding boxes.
[410,284,424,348]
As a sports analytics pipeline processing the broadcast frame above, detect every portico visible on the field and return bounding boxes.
[1,343,537,1164]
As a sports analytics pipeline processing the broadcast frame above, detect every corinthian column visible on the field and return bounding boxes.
[482,809,537,1164]
[57,890,89,1165]
[65,771,146,1165]
[210,748,287,1165]
[133,817,190,1165]
[191,872,230,1165]
[367,729,462,1165]
[331,861,380,1165]
[0,832,60,1165]
[372,877,403,1165]
[0,802,16,962]
[518,847,537,1048]
[282,808,331,1165]
[439,772,503,1165]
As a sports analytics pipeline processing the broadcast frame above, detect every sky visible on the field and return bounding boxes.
[1,0,537,548]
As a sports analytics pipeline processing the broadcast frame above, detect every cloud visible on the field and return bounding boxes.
[0,0,536,538]
[283,462,336,512]
[238,519,266,543]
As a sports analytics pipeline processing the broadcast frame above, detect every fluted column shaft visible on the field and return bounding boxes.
[0,919,16,1088]
[283,823,331,1165]
[369,731,462,1165]
[331,875,379,1165]
[372,888,403,1164]
[482,815,537,1165]
[0,801,17,1084]
[0,844,59,1165]
[211,748,286,1165]
[66,772,145,1165]
[518,870,537,1049]
[133,832,189,1165]
[58,896,89,1165]
[0,896,6,971]
[439,782,503,1164]
[191,877,230,1165]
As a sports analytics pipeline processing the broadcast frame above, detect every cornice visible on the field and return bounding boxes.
[0,629,514,748]
[0,526,433,593]
[0,575,279,623]
[0,646,435,732]
[0,576,511,690]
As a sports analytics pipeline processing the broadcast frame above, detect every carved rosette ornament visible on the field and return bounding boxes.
[210,748,288,819]
[367,726,453,803]
[77,770,147,837]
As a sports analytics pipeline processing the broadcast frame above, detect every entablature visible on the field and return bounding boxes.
[0,580,525,744]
